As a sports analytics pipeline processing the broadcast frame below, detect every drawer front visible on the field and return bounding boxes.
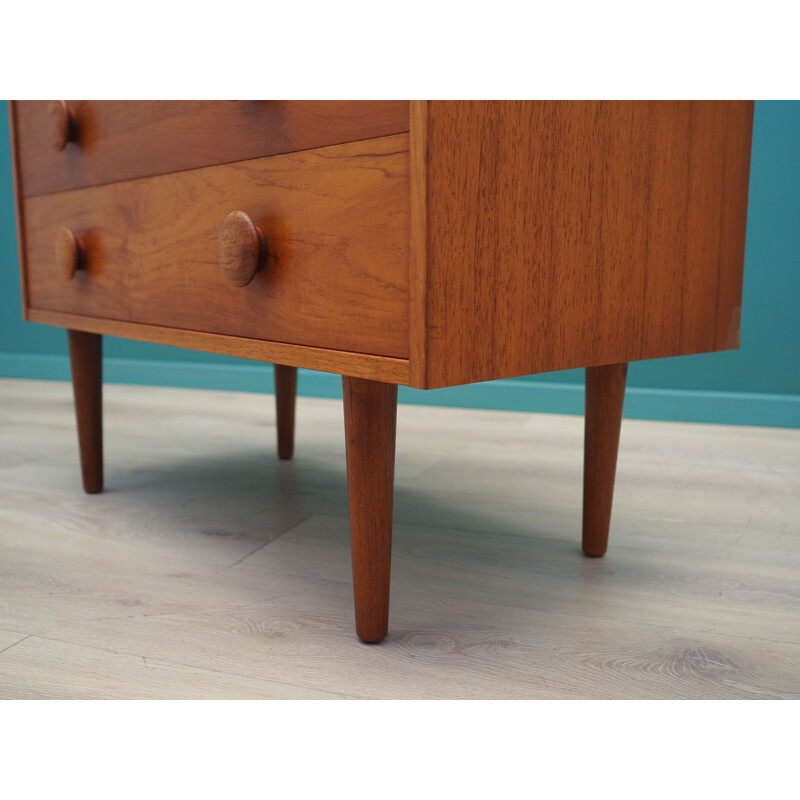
[12,100,410,196]
[23,135,410,358]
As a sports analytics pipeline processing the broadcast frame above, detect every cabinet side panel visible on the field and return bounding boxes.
[409,100,429,387]
[420,101,753,389]
[8,101,29,318]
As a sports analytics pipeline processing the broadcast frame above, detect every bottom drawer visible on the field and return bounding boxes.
[23,134,410,359]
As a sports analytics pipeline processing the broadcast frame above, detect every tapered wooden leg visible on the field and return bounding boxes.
[67,330,103,494]
[274,364,297,460]
[342,376,397,643]
[583,363,627,557]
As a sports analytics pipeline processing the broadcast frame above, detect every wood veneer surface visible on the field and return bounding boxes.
[410,100,753,388]
[13,100,410,196]
[24,135,410,359]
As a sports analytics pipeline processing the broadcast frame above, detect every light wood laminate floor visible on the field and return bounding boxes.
[0,378,798,699]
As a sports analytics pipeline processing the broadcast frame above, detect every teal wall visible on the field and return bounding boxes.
[2,101,798,426]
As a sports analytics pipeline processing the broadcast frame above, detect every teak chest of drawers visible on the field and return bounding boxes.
[9,100,753,642]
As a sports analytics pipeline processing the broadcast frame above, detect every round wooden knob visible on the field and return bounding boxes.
[218,211,267,287]
[55,228,83,279]
[48,101,78,152]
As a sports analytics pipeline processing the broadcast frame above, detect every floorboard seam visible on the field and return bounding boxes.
[228,513,314,567]
[0,635,30,656]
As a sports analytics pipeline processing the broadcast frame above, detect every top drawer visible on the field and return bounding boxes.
[11,100,410,197]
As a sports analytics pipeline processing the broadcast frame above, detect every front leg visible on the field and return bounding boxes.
[67,329,103,494]
[342,376,397,643]
[582,362,627,556]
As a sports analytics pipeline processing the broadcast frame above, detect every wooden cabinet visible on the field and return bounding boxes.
[9,100,754,643]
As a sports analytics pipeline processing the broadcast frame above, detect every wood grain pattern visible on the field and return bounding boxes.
[409,101,753,388]
[583,363,628,556]
[274,364,297,460]
[343,377,398,642]
[23,135,410,359]
[29,308,410,384]
[13,100,410,196]
[1,379,798,699]
[67,330,103,493]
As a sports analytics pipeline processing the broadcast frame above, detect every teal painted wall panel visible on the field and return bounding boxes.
[2,101,799,425]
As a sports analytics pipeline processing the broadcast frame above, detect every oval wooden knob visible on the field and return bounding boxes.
[218,211,267,287]
[55,228,84,279]
[48,101,78,152]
